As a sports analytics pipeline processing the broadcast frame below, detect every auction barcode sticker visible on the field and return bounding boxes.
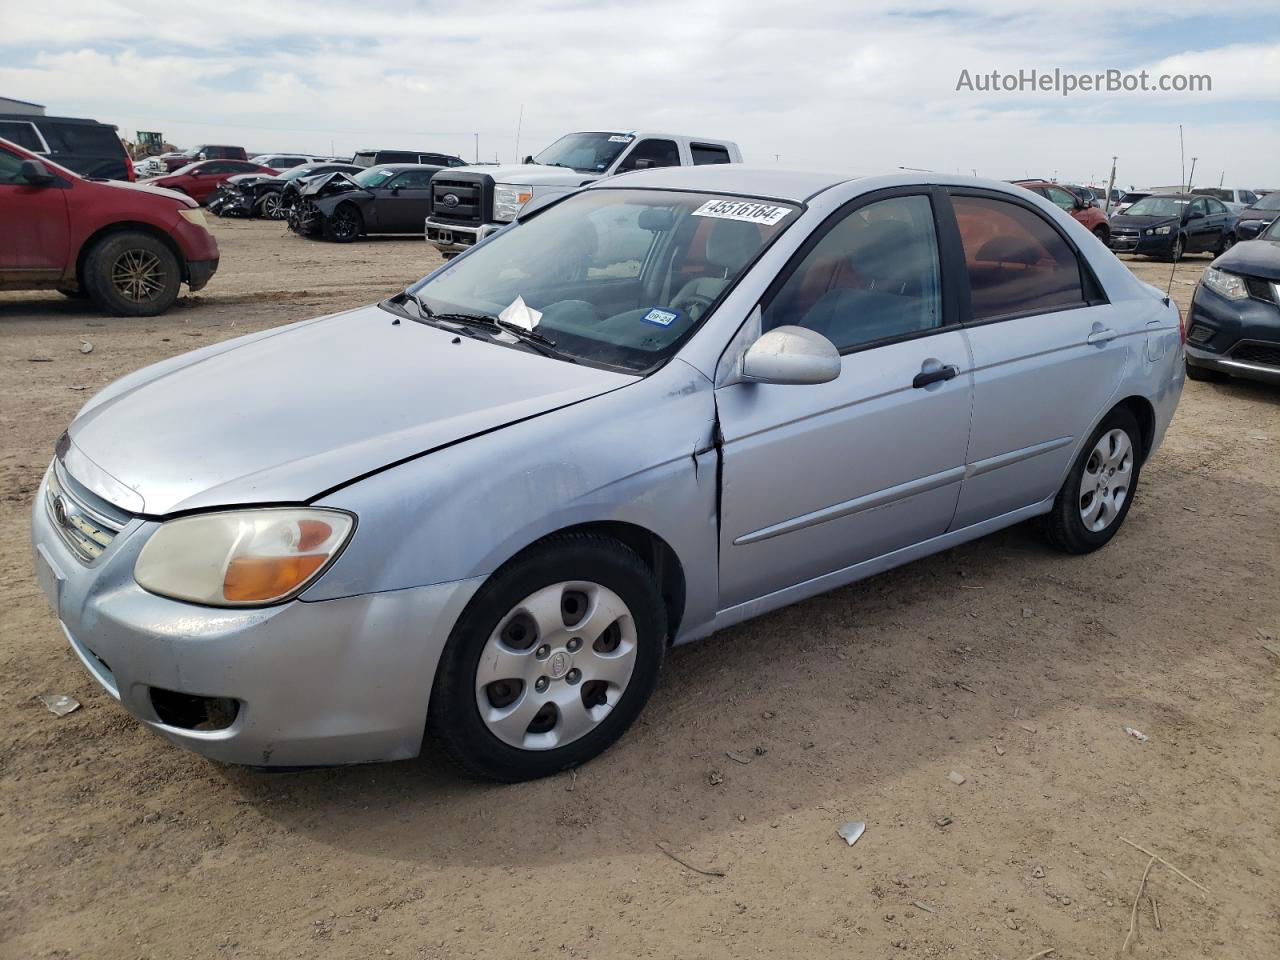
[692,199,791,226]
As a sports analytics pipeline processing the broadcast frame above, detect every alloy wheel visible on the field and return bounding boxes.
[261,193,284,219]
[1078,428,1133,533]
[110,249,167,303]
[330,208,359,240]
[475,581,637,751]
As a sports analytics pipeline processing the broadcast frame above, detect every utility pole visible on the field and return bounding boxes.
[514,104,524,163]
[774,154,781,163]
[1179,125,1185,191]
[1188,157,1198,192]
[474,133,479,163]
[1104,155,1117,214]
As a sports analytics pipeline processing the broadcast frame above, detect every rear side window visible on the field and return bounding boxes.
[40,122,121,154]
[0,120,44,151]
[951,194,1086,322]
[691,143,731,165]
[617,139,679,172]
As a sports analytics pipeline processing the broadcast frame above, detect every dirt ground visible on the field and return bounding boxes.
[1,218,1277,960]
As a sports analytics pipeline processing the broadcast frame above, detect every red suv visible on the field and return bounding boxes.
[144,158,281,205]
[1011,180,1111,243]
[0,138,219,316]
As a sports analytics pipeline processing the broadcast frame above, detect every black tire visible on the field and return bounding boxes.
[428,534,667,782]
[1169,234,1185,262]
[1185,359,1226,383]
[257,192,286,220]
[1092,225,1110,244]
[1216,232,1236,256]
[322,203,363,242]
[1042,407,1143,555]
[82,231,182,317]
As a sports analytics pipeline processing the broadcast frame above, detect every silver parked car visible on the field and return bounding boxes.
[32,167,1185,781]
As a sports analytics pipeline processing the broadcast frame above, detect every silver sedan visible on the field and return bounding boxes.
[32,167,1184,780]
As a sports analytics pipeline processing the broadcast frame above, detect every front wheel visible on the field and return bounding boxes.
[1169,235,1185,262]
[428,534,666,782]
[322,203,363,242]
[257,192,286,220]
[1092,225,1110,244]
[82,231,182,317]
[1042,408,1143,554]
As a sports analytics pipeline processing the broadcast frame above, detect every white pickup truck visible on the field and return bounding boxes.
[424,131,742,254]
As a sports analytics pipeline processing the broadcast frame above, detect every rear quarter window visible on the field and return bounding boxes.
[40,122,122,154]
[691,143,732,165]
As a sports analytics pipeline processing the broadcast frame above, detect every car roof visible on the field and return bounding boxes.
[593,165,857,202]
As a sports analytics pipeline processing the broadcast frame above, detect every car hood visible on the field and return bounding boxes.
[299,172,369,198]
[450,163,599,187]
[1109,214,1180,229]
[1214,239,1280,281]
[64,304,635,516]
[100,178,197,206]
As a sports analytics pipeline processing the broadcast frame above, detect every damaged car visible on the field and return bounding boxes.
[288,163,441,241]
[33,168,1184,781]
[208,162,362,219]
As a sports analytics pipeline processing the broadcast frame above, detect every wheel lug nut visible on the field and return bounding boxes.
[566,669,581,685]
[535,645,550,660]
[535,676,549,693]
[567,637,582,652]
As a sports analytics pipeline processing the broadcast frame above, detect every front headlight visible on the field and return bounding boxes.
[1201,267,1248,301]
[1154,225,1172,235]
[178,207,208,229]
[492,184,533,222]
[135,508,355,606]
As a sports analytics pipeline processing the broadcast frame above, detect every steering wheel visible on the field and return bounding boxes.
[671,291,716,322]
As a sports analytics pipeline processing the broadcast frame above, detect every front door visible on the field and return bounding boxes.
[0,146,70,289]
[715,190,973,610]
[376,170,437,232]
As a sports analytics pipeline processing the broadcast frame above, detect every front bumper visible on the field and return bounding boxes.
[186,258,218,292]
[1184,282,1280,384]
[1108,230,1177,256]
[425,218,504,254]
[31,465,483,767]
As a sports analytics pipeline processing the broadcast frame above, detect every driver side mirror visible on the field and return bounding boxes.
[740,326,841,385]
[390,185,400,195]
[1185,209,1205,221]
[523,155,534,164]
[20,159,56,185]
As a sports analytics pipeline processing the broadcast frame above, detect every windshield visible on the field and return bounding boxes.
[1264,218,1280,241]
[533,133,634,173]
[407,189,799,372]
[1124,197,1188,218]
[353,167,396,188]
[1252,192,1280,211]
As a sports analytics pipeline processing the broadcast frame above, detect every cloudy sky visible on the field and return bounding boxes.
[2,0,1278,188]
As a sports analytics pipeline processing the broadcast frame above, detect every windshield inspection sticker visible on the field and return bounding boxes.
[642,308,680,327]
[692,199,790,226]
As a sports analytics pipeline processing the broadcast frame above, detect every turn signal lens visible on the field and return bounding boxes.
[135,508,354,607]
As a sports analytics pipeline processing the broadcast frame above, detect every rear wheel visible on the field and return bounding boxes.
[428,534,666,782]
[322,203,363,242]
[1169,235,1185,262]
[83,232,182,317]
[1042,407,1142,554]
[1216,232,1236,255]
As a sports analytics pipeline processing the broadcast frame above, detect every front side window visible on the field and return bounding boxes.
[763,194,942,351]
[533,133,633,173]
[1205,198,1227,215]
[617,139,680,172]
[407,189,798,371]
[952,194,1086,321]
[387,169,436,190]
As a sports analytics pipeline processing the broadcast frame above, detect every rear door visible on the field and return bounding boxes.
[944,189,1131,528]
[715,188,973,609]
[0,145,70,287]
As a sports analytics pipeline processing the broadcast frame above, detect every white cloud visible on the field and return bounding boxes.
[1,0,1276,186]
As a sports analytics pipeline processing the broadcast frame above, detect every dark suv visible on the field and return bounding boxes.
[352,149,466,168]
[0,113,133,181]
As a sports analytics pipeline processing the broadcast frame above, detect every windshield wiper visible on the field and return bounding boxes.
[413,299,576,362]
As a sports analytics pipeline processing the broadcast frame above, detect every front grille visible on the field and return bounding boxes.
[430,176,486,225]
[1243,277,1280,305]
[1231,342,1280,368]
[45,461,129,563]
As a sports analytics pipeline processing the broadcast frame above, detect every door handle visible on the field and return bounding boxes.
[912,364,959,389]
[1087,328,1119,345]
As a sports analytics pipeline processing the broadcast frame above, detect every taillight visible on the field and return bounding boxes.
[1176,302,1187,344]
